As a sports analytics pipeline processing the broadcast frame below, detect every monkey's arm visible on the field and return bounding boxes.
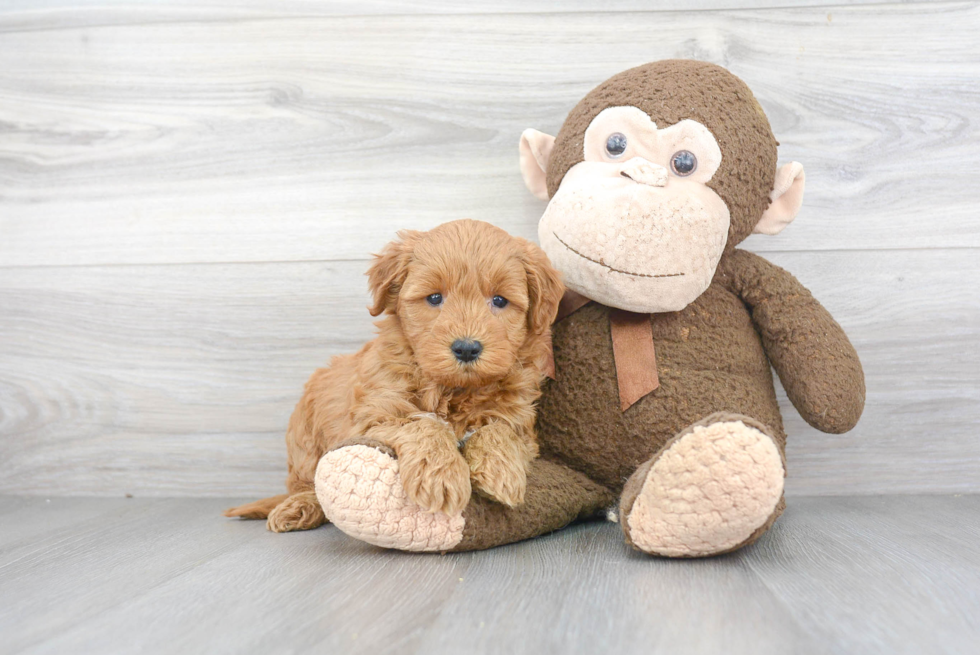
[721,248,865,434]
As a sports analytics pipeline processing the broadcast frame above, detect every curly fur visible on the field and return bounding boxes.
[225,219,564,531]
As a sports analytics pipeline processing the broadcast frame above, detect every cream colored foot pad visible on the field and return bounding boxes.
[627,420,784,557]
[315,445,464,552]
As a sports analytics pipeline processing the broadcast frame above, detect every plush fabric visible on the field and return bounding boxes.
[537,278,788,493]
[546,59,778,253]
[582,108,724,183]
[315,441,466,552]
[717,249,865,433]
[754,162,806,235]
[608,308,660,410]
[316,442,613,553]
[545,296,663,409]
[452,458,615,552]
[538,173,731,313]
[309,59,864,558]
[619,413,785,557]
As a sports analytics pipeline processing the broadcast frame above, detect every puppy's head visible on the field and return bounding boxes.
[367,219,563,387]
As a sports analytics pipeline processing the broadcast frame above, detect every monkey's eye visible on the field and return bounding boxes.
[426,293,443,307]
[491,295,509,309]
[670,150,697,176]
[605,133,628,158]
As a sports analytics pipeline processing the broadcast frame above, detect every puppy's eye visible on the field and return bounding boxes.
[605,133,627,158]
[426,293,443,307]
[491,295,509,309]
[670,150,697,176]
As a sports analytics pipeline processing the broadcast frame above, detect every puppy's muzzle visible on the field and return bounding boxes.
[451,339,483,363]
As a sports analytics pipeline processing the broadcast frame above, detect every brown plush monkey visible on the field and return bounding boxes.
[511,59,865,556]
[315,60,865,557]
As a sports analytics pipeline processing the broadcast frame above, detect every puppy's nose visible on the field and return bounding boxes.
[451,339,483,363]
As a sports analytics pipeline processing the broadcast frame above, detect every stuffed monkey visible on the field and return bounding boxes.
[315,60,865,557]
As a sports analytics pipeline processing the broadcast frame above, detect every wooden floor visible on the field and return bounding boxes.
[0,495,976,655]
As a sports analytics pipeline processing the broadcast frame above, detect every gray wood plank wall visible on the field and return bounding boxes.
[1,1,978,497]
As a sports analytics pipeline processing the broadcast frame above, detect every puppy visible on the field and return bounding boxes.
[225,219,564,532]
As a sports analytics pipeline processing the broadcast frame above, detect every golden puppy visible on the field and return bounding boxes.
[226,219,563,532]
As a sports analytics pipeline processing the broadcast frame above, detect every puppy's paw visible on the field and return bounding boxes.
[463,423,535,507]
[466,448,528,507]
[266,492,326,533]
[398,443,472,516]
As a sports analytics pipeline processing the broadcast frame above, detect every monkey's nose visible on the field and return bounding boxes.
[620,157,667,187]
[451,339,483,363]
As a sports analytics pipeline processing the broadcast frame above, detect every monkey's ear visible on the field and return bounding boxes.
[521,240,565,336]
[754,162,805,235]
[519,129,556,201]
[366,230,421,316]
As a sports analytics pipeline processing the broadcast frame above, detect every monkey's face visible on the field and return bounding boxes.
[537,106,729,314]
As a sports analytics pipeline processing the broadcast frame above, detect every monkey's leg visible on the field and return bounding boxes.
[315,439,614,552]
[451,457,615,552]
[619,412,786,558]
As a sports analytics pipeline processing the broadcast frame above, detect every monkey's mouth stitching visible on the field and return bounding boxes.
[552,233,684,279]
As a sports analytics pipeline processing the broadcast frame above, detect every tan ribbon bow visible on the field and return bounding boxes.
[544,290,660,411]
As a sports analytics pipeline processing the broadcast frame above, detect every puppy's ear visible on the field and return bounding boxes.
[521,240,564,335]
[366,230,422,316]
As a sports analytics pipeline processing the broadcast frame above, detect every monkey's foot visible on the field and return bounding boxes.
[314,441,465,552]
[620,413,785,557]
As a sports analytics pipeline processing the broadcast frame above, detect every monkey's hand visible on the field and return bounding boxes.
[723,248,866,434]
[462,422,538,507]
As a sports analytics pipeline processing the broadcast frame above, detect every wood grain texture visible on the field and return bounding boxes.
[0,495,977,655]
[745,495,980,654]
[1,248,978,497]
[1,1,978,497]
[0,0,948,25]
[0,2,978,267]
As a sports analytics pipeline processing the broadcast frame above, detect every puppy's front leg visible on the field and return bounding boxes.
[462,423,537,507]
[386,416,471,516]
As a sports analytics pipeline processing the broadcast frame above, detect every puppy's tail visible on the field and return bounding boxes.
[223,494,289,520]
